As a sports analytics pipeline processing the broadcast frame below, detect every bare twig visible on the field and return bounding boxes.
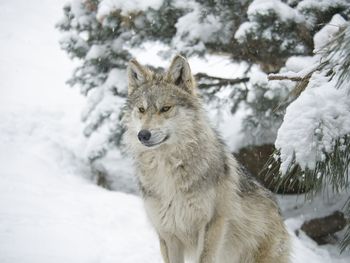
[195,72,249,89]
[268,75,303,81]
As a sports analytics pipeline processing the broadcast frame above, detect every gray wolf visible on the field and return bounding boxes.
[123,55,291,263]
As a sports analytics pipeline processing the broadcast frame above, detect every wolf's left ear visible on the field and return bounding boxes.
[166,55,195,94]
[127,59,152,95]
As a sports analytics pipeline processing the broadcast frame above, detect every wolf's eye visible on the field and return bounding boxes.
[138,107,145,113]
[160,106,171,113]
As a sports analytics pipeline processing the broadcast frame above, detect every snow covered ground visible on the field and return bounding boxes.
[0,109,161,263]
[0,0,349,262]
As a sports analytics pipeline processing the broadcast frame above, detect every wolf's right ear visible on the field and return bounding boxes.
[127,59,152,95]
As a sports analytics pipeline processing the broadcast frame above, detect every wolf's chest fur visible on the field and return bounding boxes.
[137,150,214,244]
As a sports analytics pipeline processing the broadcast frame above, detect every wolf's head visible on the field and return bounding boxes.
[124,55,202,150]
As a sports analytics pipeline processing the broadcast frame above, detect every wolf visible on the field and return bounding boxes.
[123,55,291,263]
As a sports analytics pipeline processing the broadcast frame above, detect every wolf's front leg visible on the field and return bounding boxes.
[159,237,170,263]
[159,234,184,263]
[197,216,225,263]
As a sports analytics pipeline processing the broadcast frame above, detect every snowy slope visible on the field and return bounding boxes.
[0,0,349,262]
[0,110,161,263]
[0,110,348,263]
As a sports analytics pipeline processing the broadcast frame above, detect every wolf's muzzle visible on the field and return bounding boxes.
[137,129,169,147]
[138,129,151,143]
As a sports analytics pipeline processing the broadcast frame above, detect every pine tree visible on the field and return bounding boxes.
[266,17,350,251]
[57,0,349,161]
[57,0,130,161]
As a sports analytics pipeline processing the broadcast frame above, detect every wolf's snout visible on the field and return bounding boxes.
[138,129,151,142]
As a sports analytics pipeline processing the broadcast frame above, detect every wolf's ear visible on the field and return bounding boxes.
[166,55,195,94]
[127,59,152,95]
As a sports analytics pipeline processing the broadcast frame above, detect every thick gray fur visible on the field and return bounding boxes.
[123,55,291,263]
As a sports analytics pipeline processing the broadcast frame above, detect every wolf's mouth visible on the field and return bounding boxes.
[142,135,169,147]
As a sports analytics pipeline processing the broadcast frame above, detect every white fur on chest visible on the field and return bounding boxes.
[138,151,214,244]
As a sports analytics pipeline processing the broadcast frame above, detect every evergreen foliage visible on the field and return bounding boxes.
[57,0,349,160]
[266,21,350,250]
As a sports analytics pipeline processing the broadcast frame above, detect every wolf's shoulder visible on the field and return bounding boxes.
[235,162,278,203]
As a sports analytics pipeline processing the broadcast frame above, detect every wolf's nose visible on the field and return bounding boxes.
[138,129,151,142]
